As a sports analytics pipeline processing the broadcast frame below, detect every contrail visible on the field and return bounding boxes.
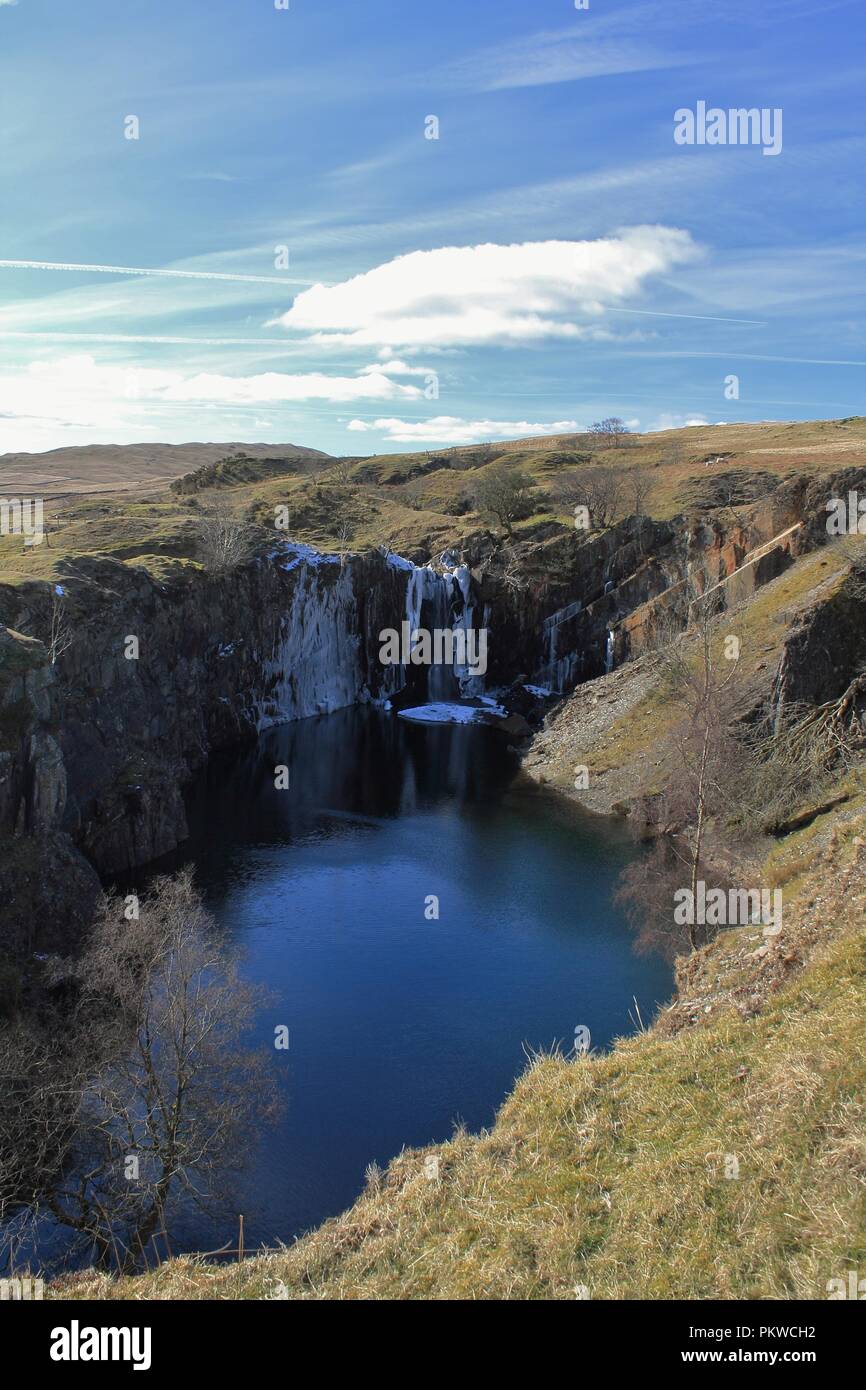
[605,306,765,326]
[0,330,299,347]
[641,349,866,368]
[0,258,304,285]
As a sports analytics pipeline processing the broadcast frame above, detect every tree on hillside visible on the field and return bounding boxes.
[553,465,623,531]
[615,596,745,956]
[627,470,653,520]
[193,497,258,574]
[330,457,355,487]
[0,873,279,1273]
[589,417,631,448]
[472,464,535,538]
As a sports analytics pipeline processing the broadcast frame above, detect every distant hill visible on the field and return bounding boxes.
[0,441,331,499]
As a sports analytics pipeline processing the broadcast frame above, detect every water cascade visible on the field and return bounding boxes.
[541,599,583,692]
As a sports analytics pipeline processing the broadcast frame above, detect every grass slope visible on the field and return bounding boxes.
[3,417,866,585]
[57,810,866,1301]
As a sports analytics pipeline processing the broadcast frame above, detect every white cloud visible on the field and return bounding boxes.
[648,412,712,431]
[0,355,425,451]
[0,354,421,407]
[347,417,582,445]
[358,358,433,378]
[272,228,699,349]
[161,368,422,404]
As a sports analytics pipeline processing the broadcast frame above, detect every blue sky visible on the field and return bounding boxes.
[0,0,864,455]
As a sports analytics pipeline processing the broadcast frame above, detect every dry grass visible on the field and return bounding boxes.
[3,416,866,585]
[54,819,866,1302]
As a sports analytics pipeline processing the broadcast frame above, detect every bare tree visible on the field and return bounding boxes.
[472,464,535,538]
[616,596,745,956]
[47,586,75,665]
[329,458,355,487]
[0,873,279,1274]
[17,583,76,667]
[336,519,353,568]
[626,470,653,520]
[194,498,257,575]
[553,465,623,530]
[478,544,529,593]
[589,417,630,448]
[300,455,328,491]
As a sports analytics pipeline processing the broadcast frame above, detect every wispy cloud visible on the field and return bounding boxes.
[0,331,311,348]
[0,355,425,410]
[347,417,582,445]
[443,5,700,92]
[186,171,239,184]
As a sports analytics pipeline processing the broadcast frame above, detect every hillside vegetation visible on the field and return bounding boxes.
[3,417,866,584]
[52,520,866,1301]
[58,802,866,1301]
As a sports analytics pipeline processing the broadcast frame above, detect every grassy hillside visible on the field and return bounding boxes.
[57,798,866,1301]
[525,538,866,813]
[3,417,866,584]
[0,440,329,500]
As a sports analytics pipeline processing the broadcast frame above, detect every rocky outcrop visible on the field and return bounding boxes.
[0,546,420,877]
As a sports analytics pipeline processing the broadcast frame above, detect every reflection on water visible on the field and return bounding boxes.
[152,706,672,1254]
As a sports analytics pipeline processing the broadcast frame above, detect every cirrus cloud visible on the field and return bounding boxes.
[271,226,701,350]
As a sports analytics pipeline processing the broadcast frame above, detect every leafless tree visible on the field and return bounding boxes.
[47,587,75,665]
[472,464,535,538]
[626,470,653,520]
[0,872,279,1274]
[194,497,258,575]
[299,455,328,491]
[553,465,623,530]
[336,520,353,568]
[589,417,630,448]
[329,458,355,487]
[616,596,745,956]
[17,583,76,667]
[478,544,529,593]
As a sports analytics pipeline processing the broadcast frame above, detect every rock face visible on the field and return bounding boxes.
[1,462,862,953]
[0,549,382,872]
[475,465,866,687]
[0,544,479,887]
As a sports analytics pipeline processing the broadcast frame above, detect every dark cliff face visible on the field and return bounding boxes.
[0,549,409,881]
[476,517,677,690]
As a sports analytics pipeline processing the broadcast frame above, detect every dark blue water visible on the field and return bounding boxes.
[159,705,672,1253]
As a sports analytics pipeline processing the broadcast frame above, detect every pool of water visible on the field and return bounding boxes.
[152,705,672,1254]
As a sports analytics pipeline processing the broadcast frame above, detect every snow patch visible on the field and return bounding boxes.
[397,702,504,726]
